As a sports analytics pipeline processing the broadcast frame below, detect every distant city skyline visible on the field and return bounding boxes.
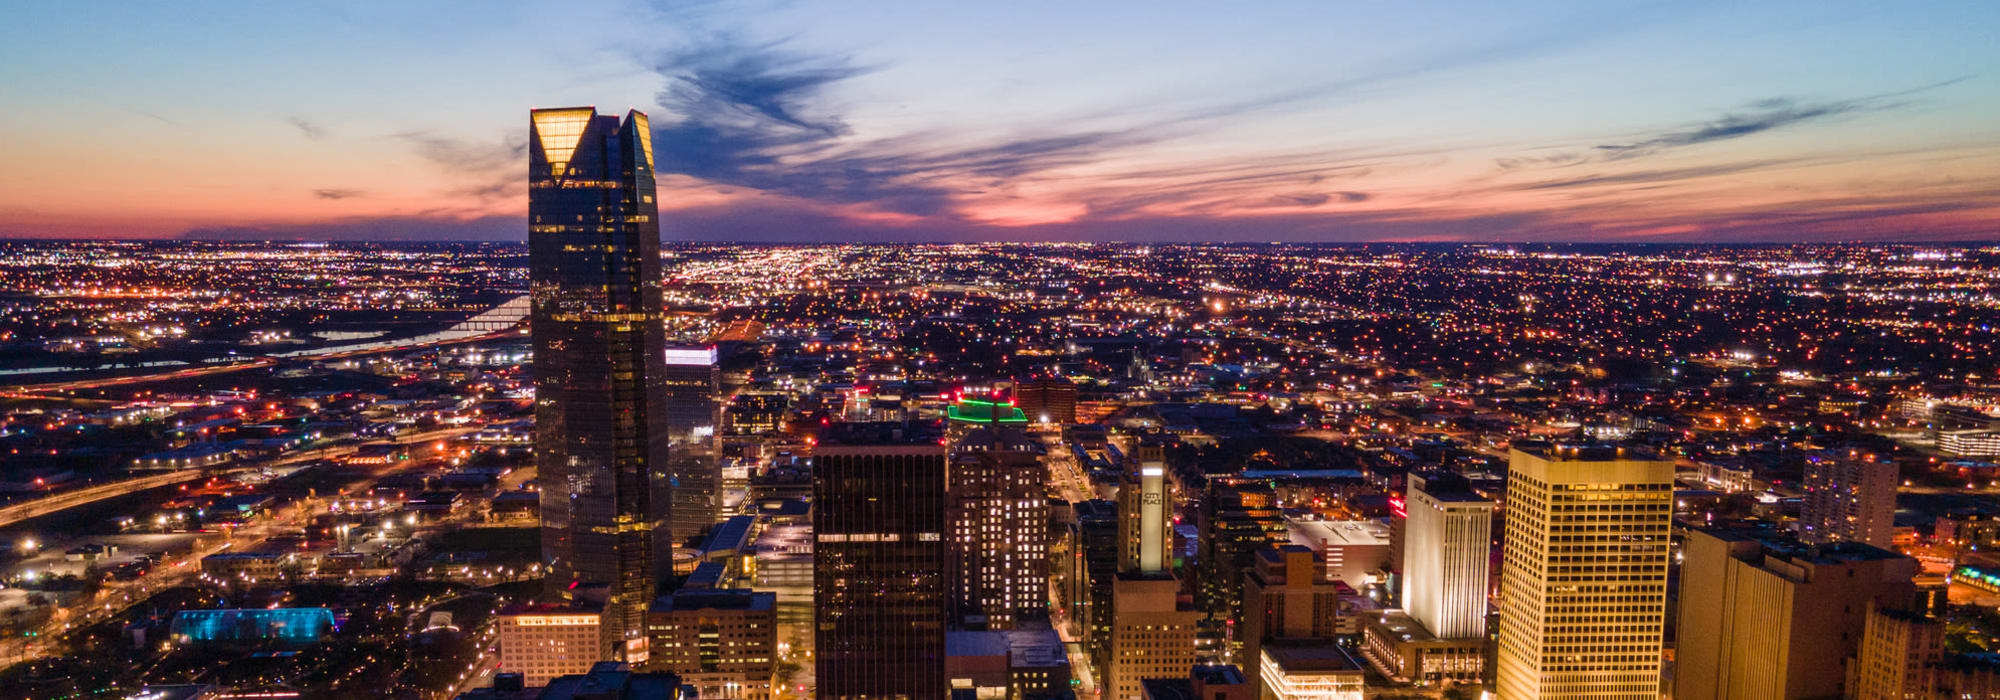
[3,0,1998,242]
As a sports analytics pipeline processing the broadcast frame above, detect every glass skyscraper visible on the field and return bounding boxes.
[813,422,949,699]
[529,106,673,663]
[662,345,721,551]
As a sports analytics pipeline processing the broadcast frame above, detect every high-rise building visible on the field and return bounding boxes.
[644,588,777,700]
[1015,377,1078,425]
[1107,572,1201,700]
[1105,440,1198,700]
[1800,451,1898,549]
[1198,484,1288,647]
[1495,442,1673,700]
[1119,441,1173,573]
[1239,545,1344,695]
[530,106,672,662]
[813,422,948,699]
[496,604,604,688]
[1401,471,1493,641]
[663,345,722,551]
[1074,499,1121,670]
[947,425,1048,630]
[1676,526,1917,700]
[1849,603,1945,700]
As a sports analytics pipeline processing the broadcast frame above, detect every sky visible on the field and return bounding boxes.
[2,0,1997,242]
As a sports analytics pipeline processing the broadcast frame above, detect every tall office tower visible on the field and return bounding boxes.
[1107,572,1202,700]
[1496,443,1673,700]
[1118,441,1173,573]
[1239,545,1344,696]
[1075,499,1122,671]
[1107,441,1199,700]
[663,345,722,550]
[1402,471,1494,640]
[947,426,1048,630]
[1800,451,1898,549]
[813,422,949,699]
[530,106,671,662]
[1197,484,1288,649]
[1677,526,1917,700]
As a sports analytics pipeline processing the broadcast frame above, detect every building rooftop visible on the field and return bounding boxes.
[1696,523,1911,565]
[1409,470,1490,503]
[1287,518,1391,547]
[1512,439,1659,462]
[817,420,944,447]
[1261,643,1364,672]
[651,588,774,614]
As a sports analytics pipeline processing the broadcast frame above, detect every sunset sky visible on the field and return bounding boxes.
[3,0,1997,242]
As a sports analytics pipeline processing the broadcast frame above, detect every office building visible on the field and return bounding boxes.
[644,589,777,700]
[943,623,1073,699]
[664,346,723,551]
[1849,603,1945,700]
[1676,526,1917,700]
[1139,664,1255,700]
[1199,485,1288,640]
[1106,572,1202,700]
[1239,546,1344,695]
[530,106,673,661]
[497,605,604,688]
[1401,471,1493,641]
[1258,644,1367,700]
[947,425,1048,630]
[813,422,949,699]
[461,662,697,700]
[1074,499,1121,668]
[1015,377,1078,425]
[1100,436,1201,700]
[1799,452,1898,549]
[1359,612,1485,686]
[1119,441,1174,573]
[1285,518,1392,589]
[1495,442,1673,699]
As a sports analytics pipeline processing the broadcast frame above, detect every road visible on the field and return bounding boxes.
[0,327,521,398]
[0,424,484,673]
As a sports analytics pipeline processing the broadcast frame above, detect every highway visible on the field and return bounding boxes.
[0,326,522,399]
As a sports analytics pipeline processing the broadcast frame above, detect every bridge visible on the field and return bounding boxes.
[277,294,529,357]
[2,295,530,396]
[0,469,212,530]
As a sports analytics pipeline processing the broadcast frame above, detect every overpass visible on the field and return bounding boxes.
[0,469,211,530]
[2,295,529,396]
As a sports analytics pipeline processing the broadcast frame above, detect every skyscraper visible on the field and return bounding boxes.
[946,425,1048,630]
[1800,451,1898,549]
[1496,443,1673,700]
[813,422,949,699]
[663,345,722,551]
[1106,439,1198,700]
[1401,471,1493,641]
[1239,545,1344,696]
[530,106,672,662]
[1676,526,1916,700]
[1118,441,1173,573]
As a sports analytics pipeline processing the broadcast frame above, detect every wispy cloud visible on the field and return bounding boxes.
[1511,159,1808,190]
[389,130,528,203]
[312,188,364,200]
[288,117,327,141]
[1593,77,1971,160]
